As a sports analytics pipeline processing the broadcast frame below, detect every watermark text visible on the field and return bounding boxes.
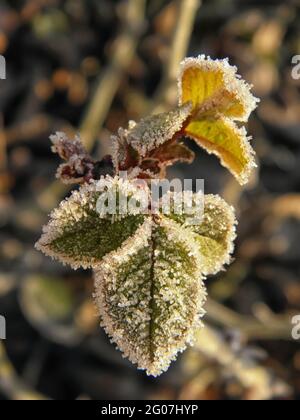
[291,55,300,80]
[0,315,6,339]
[292,315,300,340]
[95,173,205,225]
[0,55,6,79]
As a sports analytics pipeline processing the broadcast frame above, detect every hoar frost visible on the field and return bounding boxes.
[36,55,258,376]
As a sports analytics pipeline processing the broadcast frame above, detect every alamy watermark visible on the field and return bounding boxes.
[0,315,6,340]
[291,55,300,80]
[0,57,7,339]
[0,54,6,79]
[95,172,205,225]
[291,315,300,340]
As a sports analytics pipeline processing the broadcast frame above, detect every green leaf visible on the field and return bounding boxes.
[165,194,237,276]
[36,177,236,376]
[94,217,206,376]
[35,178,146,269]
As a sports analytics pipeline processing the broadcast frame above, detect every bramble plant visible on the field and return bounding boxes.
[36,56,259,376]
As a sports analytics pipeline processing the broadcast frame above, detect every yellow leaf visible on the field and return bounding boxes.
[178,56,259,184]
[185,117,256,185]
[179,55,258,122]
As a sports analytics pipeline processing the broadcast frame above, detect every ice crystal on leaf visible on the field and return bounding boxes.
[36,55,257,376]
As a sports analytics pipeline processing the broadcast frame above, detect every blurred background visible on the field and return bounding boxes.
[0,0,300,400]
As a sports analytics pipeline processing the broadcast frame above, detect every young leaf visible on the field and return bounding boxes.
[178,55,259,184]
[50,132,96,184]
[50,131,87,160]
[165,194,237,276]
[127,103,192,156]
[35,177,147,269]
[94,216,206,376]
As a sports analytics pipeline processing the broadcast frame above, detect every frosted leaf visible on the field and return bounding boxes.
[178,55,259,185]
[165,194,237,276]
[94,216,206,376]
[111,107,194,179]
[179,55,259,122]
[35,176,147,269]
[127,103,192,157]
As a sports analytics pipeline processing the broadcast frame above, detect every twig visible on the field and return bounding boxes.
[194,326,291,400]
[79,0,146,150]
[151,0,201,112]
[206,298,294,341]
[0,343,47,400]
[5,114,73,146]
[178,366,218,400]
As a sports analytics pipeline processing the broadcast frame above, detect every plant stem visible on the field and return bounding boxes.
[79,0,146,151]
[206,298,294,341]
[0,343,47,400]
[151,0,201,112]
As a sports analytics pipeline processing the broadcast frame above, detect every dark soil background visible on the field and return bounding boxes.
[0,0,300,400]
